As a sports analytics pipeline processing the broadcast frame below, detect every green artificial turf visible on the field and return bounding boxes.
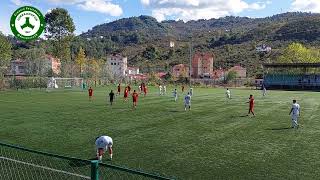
[1,86,320,179]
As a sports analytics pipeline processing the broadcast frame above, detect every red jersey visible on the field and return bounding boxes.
[88,89,93,96]
[144,87,147,93]
[132,92,138,102]
[117,85,121,92]
[124,89,128,98]
[249,98,254,108]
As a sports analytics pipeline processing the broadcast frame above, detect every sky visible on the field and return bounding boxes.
[1,0,319,35]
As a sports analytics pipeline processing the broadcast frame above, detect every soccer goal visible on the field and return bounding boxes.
[47,77,84,91]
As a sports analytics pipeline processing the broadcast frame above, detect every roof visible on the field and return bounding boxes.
[229,65,246,71]
[157,72,167,78]
[128,67,139,70]
[11,59,26,63]
[263,63,320,68]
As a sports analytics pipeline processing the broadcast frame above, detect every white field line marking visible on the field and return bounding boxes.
[0,156,90,179]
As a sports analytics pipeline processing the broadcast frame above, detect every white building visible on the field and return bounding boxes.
[256,44,272,53]
[107,54,128,77]
[127,67,139,75]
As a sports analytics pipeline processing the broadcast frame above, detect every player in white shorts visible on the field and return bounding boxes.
[163,85,167,95]
[226,88,231,99]
[173,89,178,101]
[184,92,191,111]
[95,135,113,160]
[262,85,267,97]
[159,85,163,95]
[189,88,193,96]
[289,100,300,129]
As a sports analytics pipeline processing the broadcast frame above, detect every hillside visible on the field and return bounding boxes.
[75,12,320,77]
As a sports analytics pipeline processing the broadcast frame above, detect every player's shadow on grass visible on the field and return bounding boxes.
[266,127,292,131]
[231,115,248,118]
[168,110,180,113]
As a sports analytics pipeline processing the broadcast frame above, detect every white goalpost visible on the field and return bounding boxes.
[47,77,84,91]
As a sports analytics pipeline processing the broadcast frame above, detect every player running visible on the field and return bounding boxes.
[184,92,191,111]
[109,90,115,106]
[226,88,231,99]
[124,87,129,101]
[289,100,301,129]
[117,84,121,95]
[247,95,255,117]
[132,90,139,110]
[95,135,113,161]
[88,87,93,101]
[173,89,178,102]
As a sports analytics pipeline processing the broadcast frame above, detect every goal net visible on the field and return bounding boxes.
[47,77,84,91]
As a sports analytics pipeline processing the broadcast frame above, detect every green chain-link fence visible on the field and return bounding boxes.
[0,142,175,180]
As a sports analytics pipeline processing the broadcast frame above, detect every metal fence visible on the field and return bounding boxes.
[0,142,174,180]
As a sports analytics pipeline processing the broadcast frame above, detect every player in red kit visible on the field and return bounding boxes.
[143,85,147,97]
[132,90,139,110]
[124,87,128,101]
[247,94,255,116]
[127,85,131,94]
[117,84,121,95]
[88,87,93,101]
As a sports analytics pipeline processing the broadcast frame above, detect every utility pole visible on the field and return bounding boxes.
[189,37,193,88]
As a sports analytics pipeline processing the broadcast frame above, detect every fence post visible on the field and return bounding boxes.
[91,160,99,180]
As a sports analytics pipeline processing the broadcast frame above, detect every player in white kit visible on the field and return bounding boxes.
[226,88,231,99]
[95,135,113,160]
[159,85,163,95]
[289,100,300,129]
[173,89,178,102]
[184,92,191,111]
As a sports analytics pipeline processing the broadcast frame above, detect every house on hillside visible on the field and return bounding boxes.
[172,64,189,78]
[127,67,139,75]
[10,59,27,76]
[46,55,61,75]
[8,55,61,76]
[228,65,247,78]
[191,52,214,78]
[107,54,128,78]
[256,44,272,53]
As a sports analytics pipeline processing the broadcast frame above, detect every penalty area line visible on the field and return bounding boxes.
[0,156,90,179]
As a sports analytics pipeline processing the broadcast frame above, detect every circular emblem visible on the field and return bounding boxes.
[10,6,45,41]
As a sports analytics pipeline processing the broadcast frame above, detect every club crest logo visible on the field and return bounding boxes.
[10,6,45,41]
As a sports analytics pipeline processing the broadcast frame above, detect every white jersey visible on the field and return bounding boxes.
[173,90,177,97]
[184,95,191,104]
[95,136,113,149]
[226,90,231,96]
[291,103,300,116]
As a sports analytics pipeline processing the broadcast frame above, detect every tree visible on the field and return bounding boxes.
[0,33,12,79]
[14,48,46,76]
[278,43,320,63]
[75,47,86,77]
[45,8,75,41]
[45,8,75,62]
[226,70,237,83]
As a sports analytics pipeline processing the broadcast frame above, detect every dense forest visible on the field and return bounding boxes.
[3,12,320,78]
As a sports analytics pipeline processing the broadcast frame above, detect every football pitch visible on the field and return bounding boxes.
[1,86,320,179]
